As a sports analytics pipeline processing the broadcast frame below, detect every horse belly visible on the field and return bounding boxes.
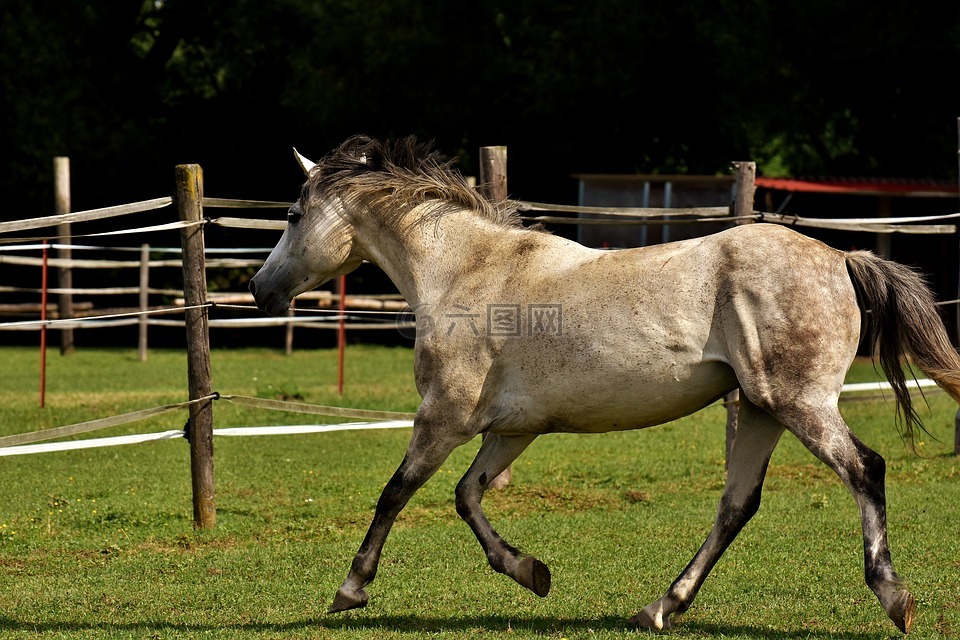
[486,360,736,435]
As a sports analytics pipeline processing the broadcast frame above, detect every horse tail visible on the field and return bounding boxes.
[845,250,960,446]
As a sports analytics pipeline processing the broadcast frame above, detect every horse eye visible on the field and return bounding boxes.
[287,204,304,224]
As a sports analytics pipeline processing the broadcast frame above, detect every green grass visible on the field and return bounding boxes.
[0,346,958,638]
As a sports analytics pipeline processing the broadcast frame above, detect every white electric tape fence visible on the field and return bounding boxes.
[0,196,954,457]
[0,195,418,332]
[0,393,416,457]
[0,304,414,332]
[0,379,942,458]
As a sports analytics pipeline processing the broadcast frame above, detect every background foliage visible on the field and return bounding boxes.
[2,0,959,216]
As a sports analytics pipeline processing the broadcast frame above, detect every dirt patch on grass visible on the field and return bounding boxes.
[765,463,834,487]
[623,489,652,504]
[387,483,642,526]
[134,532,250,554]
[485,483,632,516]
[0,557,26,570]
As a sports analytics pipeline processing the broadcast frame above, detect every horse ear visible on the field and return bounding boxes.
[292,148,316,176]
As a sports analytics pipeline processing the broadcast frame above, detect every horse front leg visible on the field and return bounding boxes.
[454,433,551,597]
[329,429,460,613]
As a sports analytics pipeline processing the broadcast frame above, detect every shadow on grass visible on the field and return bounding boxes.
[0,613,892,639]
[325,614,891,639]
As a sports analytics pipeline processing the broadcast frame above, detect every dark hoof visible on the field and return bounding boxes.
[628,608,661,631]
[518,555,551,597]
[890,590,915,634]
[328,587,368,614]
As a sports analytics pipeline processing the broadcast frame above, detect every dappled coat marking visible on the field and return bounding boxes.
[250,135,960,634]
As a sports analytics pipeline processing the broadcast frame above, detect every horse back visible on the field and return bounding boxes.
[417,223,860,435]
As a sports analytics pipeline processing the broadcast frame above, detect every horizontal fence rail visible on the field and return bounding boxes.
[516,200,960,234]
[0,378,937,457]
[0,197,173,234]
[1,189,957,366]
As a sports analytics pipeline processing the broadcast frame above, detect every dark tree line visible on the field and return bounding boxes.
[2,0,958,218]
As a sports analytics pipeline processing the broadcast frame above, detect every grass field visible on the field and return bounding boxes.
[0,345,957,639]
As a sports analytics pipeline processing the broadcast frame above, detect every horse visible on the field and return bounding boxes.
[249,135,960,633]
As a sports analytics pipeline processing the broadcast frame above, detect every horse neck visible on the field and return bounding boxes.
[352,204,519,306]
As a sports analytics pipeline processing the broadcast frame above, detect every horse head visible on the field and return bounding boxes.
[249,147,365,316]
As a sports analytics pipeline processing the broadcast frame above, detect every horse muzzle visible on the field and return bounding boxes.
[249,277,291,316]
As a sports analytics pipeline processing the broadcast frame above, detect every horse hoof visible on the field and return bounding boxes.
[328,587,368,614]
[629,602,670,631]
[889,590,915,634]
[629,611,670,631]
[518,555,551,597]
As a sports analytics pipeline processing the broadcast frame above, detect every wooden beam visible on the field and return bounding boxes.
[479,146,511,489]
[53,157,74,355]
[176,164,216,530]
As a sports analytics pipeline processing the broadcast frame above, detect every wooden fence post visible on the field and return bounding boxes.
[285,299,295,356]
[724,161,757,468]
[955,116,960,456]
[138,244,150,362]
[478,146,512,489]
[733,162,757,224]
[479,146,508,201]
[175,164,216,530]
[53,157,74,355]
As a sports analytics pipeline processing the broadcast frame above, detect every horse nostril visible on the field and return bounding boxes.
[248,279,257,295]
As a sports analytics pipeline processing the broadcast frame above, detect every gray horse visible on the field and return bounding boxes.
[250,135,960,633]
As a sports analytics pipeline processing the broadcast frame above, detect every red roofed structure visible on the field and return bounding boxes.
[755,177,959,198]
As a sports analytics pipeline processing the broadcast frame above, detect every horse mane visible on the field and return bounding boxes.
[304,135,527,232]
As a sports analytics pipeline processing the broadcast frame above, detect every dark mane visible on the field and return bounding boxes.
[303,135,526,231]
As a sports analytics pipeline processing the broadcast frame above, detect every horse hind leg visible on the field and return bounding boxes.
[632,398,784,630]
[780,404,915,633]
[454,433,551,597]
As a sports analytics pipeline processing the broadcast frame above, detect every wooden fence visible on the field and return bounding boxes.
[1,145,958,529]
